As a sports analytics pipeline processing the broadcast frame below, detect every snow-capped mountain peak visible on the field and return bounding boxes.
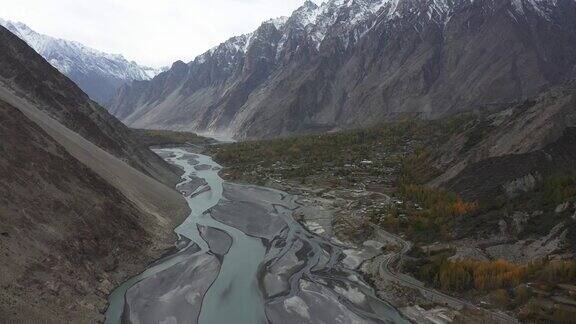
[0,18,163,104]
[266,16,290,29]
[192,0,395,64]
[107,0,576,141]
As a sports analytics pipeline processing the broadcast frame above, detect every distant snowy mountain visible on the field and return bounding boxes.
[0,18,163,105]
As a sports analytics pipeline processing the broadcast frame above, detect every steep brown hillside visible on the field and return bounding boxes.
[0,100,179,322]
[0,25,190,322]
[0,25,180,187]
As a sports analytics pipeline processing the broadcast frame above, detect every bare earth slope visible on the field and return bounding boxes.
[0,25,181,187]
[0,26,189,322]
[0,86,189,232]
[0,99,183,322]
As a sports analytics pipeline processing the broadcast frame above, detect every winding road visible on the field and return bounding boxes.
[369,223,519,323]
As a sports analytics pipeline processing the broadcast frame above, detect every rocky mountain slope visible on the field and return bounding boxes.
[0,25,188,322]
[430,80,576,250]
[109,0,576,139]
[432,81,576,202]
[0,18,162,105]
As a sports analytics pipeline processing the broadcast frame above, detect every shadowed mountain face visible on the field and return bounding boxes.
[0,19,162,105]
[109,0,576,139]
[0,26,188,322]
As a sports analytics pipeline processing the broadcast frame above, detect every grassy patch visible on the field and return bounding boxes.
[541,173,576,207]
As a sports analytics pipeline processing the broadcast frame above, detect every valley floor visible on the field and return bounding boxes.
[206,117,576,323]
[106,147,409,324]
[248,177,519,324]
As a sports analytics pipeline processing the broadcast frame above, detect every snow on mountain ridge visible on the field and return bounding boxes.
[189,0,393,65]
[297,0,394,49]
[510,0,561,20]
[0,19,162,81]
[198,15,291,62]
[267,16,290,29]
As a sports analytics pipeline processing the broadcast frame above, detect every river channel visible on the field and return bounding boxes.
[105,147,409,324]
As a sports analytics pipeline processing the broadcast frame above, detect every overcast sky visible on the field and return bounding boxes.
[2,0,322,68]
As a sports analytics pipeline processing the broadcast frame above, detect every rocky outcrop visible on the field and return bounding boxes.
[110,0,576,139]
[503,174,539,199]
[485,223,569,263]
